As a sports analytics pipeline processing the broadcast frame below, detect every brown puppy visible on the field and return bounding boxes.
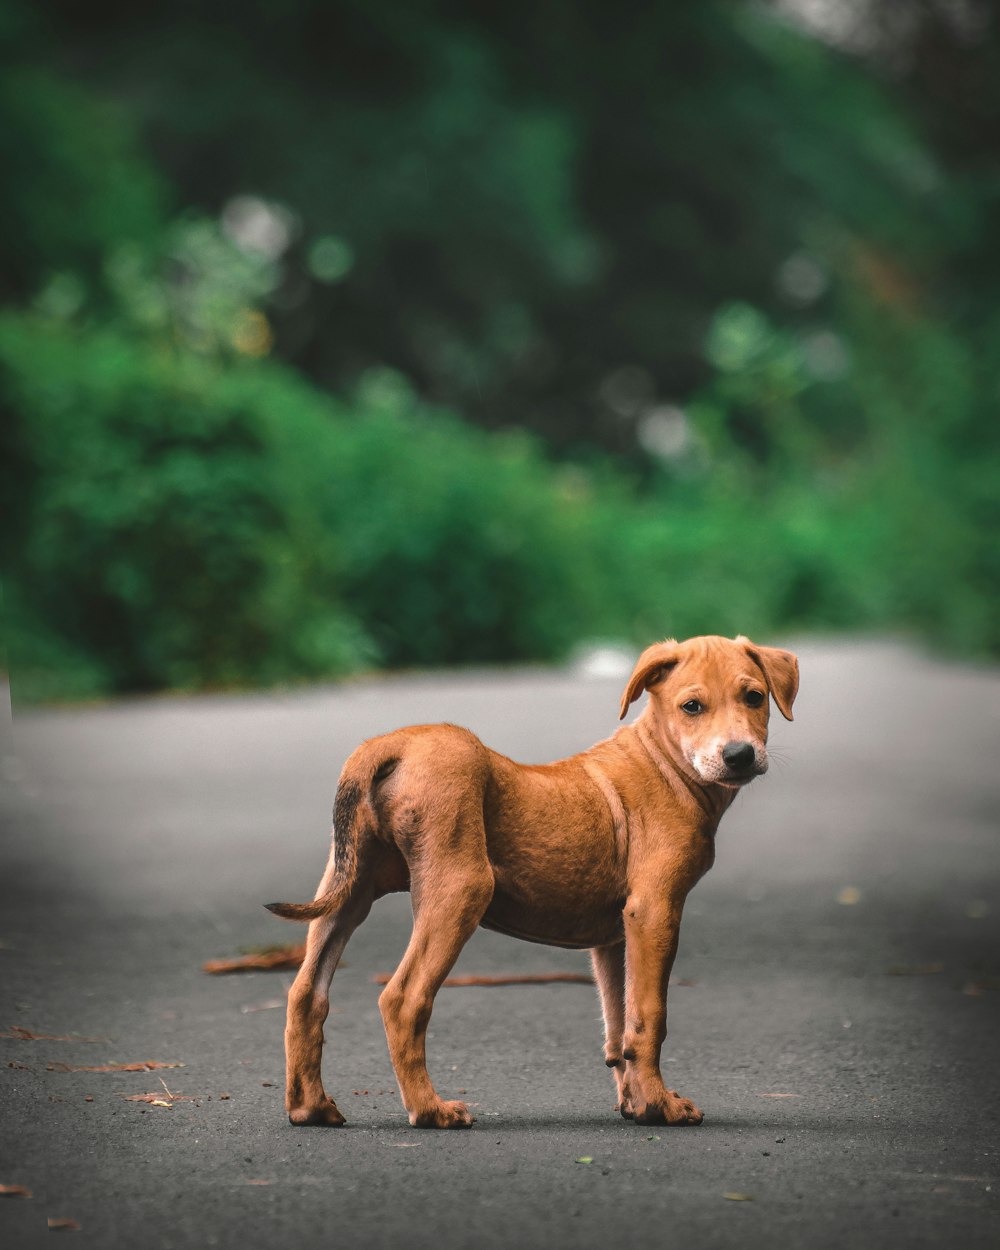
[267,634,798,1129]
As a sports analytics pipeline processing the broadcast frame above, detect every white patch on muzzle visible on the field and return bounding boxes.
[686,735,768,785]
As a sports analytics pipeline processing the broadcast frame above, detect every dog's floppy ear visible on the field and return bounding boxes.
[737,637,799,721]
[619,640,680,720]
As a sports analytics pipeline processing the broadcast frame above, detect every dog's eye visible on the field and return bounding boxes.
[745,690,765,708]
[681,699,703,715]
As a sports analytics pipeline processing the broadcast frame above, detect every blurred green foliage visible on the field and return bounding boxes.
[0,312,632,696]
[1,0,998,700]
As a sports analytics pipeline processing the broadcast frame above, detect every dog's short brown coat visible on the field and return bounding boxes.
[268,634,798,1128]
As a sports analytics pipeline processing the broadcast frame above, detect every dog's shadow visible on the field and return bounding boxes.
[346,1108,838,1136]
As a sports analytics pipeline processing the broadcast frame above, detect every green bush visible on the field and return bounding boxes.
[0,318,371,698]
[3,280,997,706]
[0,316,632,701]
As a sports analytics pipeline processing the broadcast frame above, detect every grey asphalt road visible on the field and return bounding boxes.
[1,639,998,1250]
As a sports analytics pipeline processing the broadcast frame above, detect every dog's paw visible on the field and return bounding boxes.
[288,1099,347,1127]
[409,1099,475,1129]
[612,1067,636,1120]
[633,1091,703,1126]
[616,1083,638,1120]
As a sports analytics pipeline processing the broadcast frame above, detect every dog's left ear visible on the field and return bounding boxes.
[619,641,680,720]
[737,637,799,721]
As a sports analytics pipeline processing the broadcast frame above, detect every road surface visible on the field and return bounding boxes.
[1,639,998,1248]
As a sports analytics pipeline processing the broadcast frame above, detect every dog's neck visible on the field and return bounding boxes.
[633,715,736,830]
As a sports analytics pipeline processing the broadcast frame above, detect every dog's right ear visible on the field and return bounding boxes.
[619,641,680,720]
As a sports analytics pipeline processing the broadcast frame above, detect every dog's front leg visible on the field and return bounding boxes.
[621,894,703,1126]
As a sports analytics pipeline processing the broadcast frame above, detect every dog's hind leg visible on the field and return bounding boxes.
[379,852,494,1129]
[283,884,373,1126]
[273,761,391,1125]
[591,941,633,1116]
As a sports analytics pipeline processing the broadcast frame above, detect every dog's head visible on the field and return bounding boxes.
[619,635,798,788]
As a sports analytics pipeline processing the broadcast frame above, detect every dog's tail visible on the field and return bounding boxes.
[264,897,340,922]
[265,757,394,922]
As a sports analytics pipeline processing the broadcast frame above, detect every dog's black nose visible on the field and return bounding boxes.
[722,741,756,771]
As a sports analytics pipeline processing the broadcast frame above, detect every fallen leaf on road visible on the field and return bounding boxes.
[47,1217,81,1230]
[0,1184,32,1198]
[203,946,306,974]
[6,1060,30,1070]
[836,886,861,905]
[2,1026,103,1042]
[575,1156,594,1165]
[723,1192,753,1202]
[122,1093,198,1104]
[47,1061,183,1073]
[962,978,1000,996]
[887,962,944,976]
[246,1179,270,1185]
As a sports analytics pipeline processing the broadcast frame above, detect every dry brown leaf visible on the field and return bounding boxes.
[723,1192,753,1202]
[2,1026,103,1042]
[203,946,305,975]
[47,1217,81,1230]
[122,1092,198,1104]
[6,1060,30,1070]
[962,976,1000,995]
[48,1061,183,1073]
[0,1184,32,1198]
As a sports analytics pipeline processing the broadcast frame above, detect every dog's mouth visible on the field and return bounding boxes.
[690,762,764,788]
[719,769,757,788]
